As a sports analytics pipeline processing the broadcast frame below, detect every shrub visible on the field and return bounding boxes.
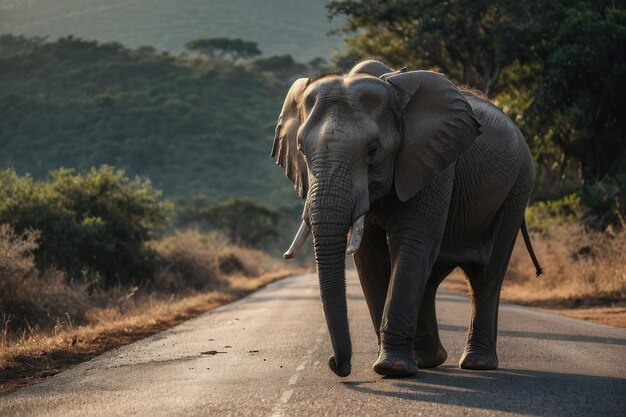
[0,167,169,286]
[0,225,39,313]
[150,231,225,292]
[151,230,281,291]
[526,193,582,234]
[581,173,626,232]
[218,251,246,275]
[217,245,280,278]
[0,224,89,334]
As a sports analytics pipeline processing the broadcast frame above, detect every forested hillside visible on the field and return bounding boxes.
[0,0,342,61]
[0,35,316,204]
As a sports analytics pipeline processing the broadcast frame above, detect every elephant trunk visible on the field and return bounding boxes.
[308,186,353,377]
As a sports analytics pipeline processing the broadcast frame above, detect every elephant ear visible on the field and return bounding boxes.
[271,77,310,198]
[384,70,481,202]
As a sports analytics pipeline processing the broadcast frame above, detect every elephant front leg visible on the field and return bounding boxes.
[373,235,439,377]
[353,220,391,343]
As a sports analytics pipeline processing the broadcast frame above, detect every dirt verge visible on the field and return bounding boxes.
[0,270,299,395]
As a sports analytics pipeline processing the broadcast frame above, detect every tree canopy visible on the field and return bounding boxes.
[185,38,262,63]
[328,0,626,229]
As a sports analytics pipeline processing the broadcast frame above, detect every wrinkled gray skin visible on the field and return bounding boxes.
[272,60,535,377]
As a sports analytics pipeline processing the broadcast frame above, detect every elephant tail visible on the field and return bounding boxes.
[520,218,544,277]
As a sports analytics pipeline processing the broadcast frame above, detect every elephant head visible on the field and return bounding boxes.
[271,60,480,376]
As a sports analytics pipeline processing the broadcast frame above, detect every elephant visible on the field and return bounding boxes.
[271,60,542,377]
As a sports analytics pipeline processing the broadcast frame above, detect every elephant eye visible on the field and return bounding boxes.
[367,141,381,161]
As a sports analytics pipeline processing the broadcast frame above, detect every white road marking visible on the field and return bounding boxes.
[280,390,293,403]
[271,324,325,416]
[270,390,294,417]
[288,374,299,385]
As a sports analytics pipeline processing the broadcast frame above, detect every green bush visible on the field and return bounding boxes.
[0,167,169,286]
[581,173,626,232]
[173,196,280,249]
[526,193,582,234]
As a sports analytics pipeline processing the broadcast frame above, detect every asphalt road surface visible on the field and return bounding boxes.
[2,272,625,416]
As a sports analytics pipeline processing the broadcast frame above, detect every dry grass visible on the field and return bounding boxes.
[504,225,625,306]
[442,225,625,327]
[0,227,303,393]
[0,269,301,394]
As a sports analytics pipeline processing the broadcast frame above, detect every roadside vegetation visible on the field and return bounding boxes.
[0,168,303,393]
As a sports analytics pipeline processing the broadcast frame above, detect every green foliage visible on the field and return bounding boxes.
[250,55,307,78]
[329,0,626,230]
[526,194,582,234]
[0,167,169,286]
[0,35,312,205]
[170,194,217,231]
[581,173,626,232]
[186,38,261,63]
[174,196,280,248]
[203,198,279,247]
[524,3,626,183]
[327,0,549,95]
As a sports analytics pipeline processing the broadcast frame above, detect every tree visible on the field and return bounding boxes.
[524,2,625,183]
[327,0,552,96]
[0,167,169,286]
[250,55,306,78]
[185,38,261,63]
[328,0,626,230]
[201,197,279,248]
[523,2,626,229]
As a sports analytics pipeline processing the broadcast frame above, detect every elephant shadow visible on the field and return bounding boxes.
[438,323,626,346]
[341,365,625,416]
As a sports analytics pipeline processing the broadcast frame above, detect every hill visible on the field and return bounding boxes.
[0,35,315,205]
[0,0,343,62]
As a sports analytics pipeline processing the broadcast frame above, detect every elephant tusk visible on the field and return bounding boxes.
[346,215,365,255]
[283,220,310,259]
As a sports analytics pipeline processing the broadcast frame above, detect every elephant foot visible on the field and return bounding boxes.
[373,348,418,377]
[459,349,498,370]
[414,344,447,368]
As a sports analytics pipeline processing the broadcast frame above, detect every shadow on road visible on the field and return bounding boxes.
[341,365,625,416]
[439,324,626,346]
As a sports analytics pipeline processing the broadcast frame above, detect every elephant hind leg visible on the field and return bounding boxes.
[414,262,454,368]
[460,181,531,370]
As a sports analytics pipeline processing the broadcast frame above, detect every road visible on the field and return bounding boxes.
[2,272,625,416]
